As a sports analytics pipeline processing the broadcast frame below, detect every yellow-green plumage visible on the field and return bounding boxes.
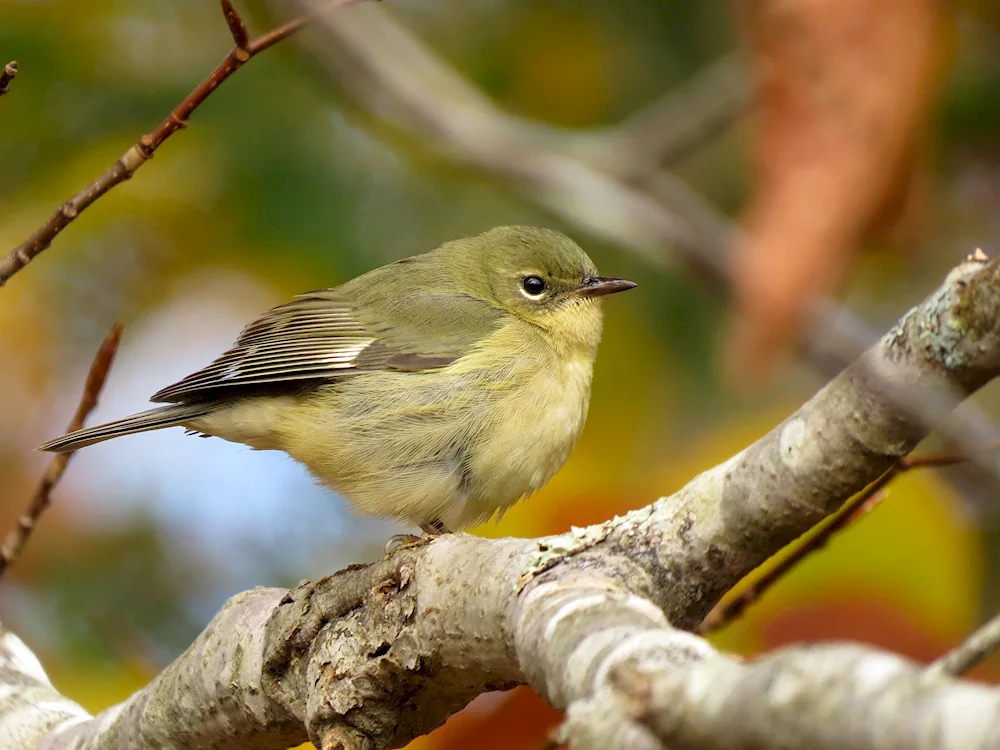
[39,226,635,533]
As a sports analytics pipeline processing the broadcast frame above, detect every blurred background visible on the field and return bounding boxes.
[1,0,999,747]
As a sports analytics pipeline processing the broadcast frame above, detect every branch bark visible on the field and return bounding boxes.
[5,249,1000,748]
[615,642,1000,750]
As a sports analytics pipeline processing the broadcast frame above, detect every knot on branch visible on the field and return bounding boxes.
[0,61,17,96]
[886,255,1000,377]
[261,549,497,749]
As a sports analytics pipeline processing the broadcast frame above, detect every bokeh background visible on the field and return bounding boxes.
[1,1,999,747]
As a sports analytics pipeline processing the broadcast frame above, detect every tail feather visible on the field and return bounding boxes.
[39,404,212,453]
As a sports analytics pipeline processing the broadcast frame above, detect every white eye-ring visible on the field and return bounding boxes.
[520,275,546,299]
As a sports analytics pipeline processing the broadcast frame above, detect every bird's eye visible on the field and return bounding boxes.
[521,275,546,296]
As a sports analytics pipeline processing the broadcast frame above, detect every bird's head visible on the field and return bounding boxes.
[438,225,636,352]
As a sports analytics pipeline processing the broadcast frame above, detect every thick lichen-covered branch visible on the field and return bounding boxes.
[631,643,1000,750]
[558,640,1000,750]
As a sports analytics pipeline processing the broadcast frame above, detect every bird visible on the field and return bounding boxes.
[40,226,636,534]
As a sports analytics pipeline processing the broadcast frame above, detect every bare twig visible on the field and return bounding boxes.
[0,323,123,580]
[697,451,968,635]
[0,61,18,97]
[928,610,1000,678]
[220,0,250,50]
[0,0,364,288]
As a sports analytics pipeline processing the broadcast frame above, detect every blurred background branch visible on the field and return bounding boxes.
[0,322,121,581]
[929,605,1000,678]
[698,448,972,635]
[574,52,751,177]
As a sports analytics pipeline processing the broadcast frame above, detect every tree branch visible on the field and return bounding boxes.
[0,628,89,749]
[220,0,251,50]
[0,0,364,289]
[0,61,18,98]
[612,642,1000,750]
[564,52,751,179]
[4,247,1000,749]
[0,322,122,580]
[698,450,970,634]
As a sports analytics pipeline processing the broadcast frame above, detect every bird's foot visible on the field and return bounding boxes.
[384,518,453,556]
[384,533,427,556]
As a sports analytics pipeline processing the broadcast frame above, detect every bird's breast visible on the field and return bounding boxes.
[462,345,595,522]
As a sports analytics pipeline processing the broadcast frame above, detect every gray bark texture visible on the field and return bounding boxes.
[3,252,1000,749]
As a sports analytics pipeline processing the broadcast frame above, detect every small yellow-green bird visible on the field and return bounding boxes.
[41,226,635,534]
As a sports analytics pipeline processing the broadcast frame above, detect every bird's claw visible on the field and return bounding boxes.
[384,533,430,556]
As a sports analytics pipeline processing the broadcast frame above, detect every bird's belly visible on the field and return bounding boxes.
[457,356,593,527]
[269,352,594,531]
[276,371,484,527]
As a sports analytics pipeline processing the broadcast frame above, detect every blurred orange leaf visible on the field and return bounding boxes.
[731,0,953,378]
[407,688,561,750]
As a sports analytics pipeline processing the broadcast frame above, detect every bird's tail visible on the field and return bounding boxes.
[38,403,213,453]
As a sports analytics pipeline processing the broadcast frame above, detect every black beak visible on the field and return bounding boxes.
[577,276,638,297]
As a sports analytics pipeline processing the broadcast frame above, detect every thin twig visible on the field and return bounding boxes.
[927,609,1000,678]
[0,61,18,97]
[696,452,967,635]
[220,0,250,50]
[0,322,123,580]
[0,0,364,288]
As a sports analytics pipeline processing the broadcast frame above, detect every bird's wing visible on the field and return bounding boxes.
[150,280,505,404]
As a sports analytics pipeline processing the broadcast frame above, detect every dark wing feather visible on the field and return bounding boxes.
[150,291,374,402]
[150,263,505,403]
